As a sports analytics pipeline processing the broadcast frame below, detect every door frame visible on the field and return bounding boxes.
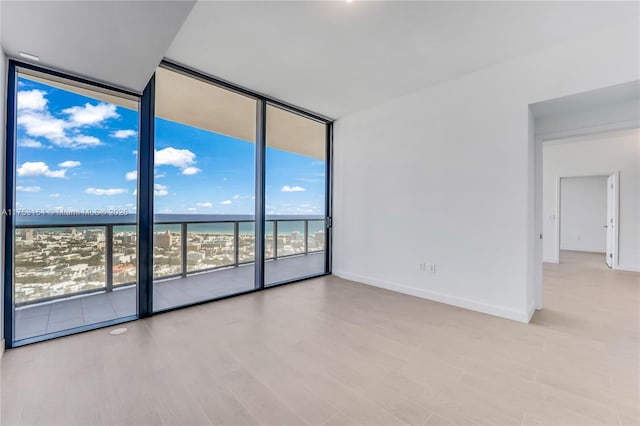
[532,122,634,312]
[553,173,618,266]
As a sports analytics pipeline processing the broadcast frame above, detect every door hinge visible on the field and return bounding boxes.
[610,253,613,258]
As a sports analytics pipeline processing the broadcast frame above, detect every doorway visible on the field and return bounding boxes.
[556,174,617,267]
[530,80,640,312]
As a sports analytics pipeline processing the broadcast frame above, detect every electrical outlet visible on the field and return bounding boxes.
[430,264,436,273]
[419,262,426,272]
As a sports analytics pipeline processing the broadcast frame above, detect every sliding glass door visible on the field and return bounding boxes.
[11,67,139,343]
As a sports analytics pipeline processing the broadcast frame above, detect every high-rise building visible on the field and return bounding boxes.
[155,230,172,249]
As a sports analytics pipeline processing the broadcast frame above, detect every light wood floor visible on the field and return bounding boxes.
[1,250,638,425]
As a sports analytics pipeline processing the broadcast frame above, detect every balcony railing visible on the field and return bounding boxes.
[14,215,325,307]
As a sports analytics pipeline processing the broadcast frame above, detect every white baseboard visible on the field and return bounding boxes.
[560,248,606,254]
[615,264,640,272]
[543,258,559,264]
[333,270,532,323]
[0,339,4,360]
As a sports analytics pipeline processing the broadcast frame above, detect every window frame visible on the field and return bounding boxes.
[3,59,334,348]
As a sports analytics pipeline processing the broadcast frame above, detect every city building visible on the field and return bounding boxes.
[0,2,638,425]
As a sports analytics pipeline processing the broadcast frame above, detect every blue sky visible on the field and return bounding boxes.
[15,76,325,216]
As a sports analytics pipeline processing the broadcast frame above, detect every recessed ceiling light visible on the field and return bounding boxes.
[19,52,40,61]
[346,0,353,3]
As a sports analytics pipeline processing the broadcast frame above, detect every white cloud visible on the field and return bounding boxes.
[71,135,101,147]
[18,111,67,141]
[111,129,137,139]
[18,138,45,148]
[232,194,253,200]
[281,185,306,192]
[49,193,61,198]
[155,147,196,169]
[85,187,127,196]
[187,207,197,212]
[63,102,118,126]
[58,160,81,168]
[17,90,115,148]
[196,202,212,208]
[220,200,232,205]
[51,134,101,149]
[155,147,202,175]
[17,109,103,148]
[17,162,66,178]
[182,166,201,175]
[125,170,137,181]
[18,90,47,111]
[16,186,41,193]
[154,184,168,196]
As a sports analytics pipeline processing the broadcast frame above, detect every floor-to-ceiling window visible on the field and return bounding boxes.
[5,61,331,347]
[152,66,257,311]
[10,67,139,343]
[264,105,328,286]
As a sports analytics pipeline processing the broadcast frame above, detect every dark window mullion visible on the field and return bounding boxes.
[4,61,18,348]
[138,75,155,317]
[325,122,333,274]
[254,99,267,290]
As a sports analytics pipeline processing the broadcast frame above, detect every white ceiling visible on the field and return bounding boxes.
[2,1,637,118]
[1,1,195,93]
[166,1,638,118]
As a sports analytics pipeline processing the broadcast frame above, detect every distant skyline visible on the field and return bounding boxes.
[15,75,326,216]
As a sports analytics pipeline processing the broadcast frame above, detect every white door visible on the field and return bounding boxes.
[605,174,615,268]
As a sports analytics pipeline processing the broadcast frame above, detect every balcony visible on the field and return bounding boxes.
[13,215,326,342]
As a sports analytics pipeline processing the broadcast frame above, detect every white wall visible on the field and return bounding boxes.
[333,20,639,322]
[543,130,640,270]
[559,176,607,253]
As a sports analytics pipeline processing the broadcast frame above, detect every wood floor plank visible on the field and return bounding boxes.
[1,250,637,425]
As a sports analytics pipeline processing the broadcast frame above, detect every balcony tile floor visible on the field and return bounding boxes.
[14,253,324,342]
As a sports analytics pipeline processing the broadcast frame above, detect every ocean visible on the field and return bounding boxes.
[15,214,325,235]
